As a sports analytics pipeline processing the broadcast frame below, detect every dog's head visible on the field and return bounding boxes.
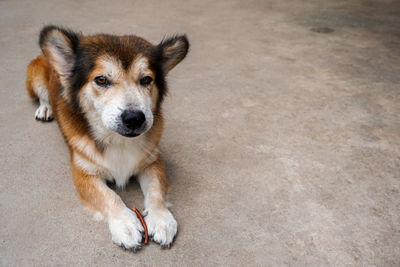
[39,25,189,138]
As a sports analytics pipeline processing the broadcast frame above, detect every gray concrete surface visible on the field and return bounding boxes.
[1,0,399,266]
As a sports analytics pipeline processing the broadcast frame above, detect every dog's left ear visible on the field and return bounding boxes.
[39,25,80,85]
[157,35,189,74]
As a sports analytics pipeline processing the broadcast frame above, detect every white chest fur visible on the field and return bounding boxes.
[102,141,146,187]
[71,134,158,188]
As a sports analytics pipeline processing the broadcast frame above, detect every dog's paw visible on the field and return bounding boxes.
[35,104,53,121]
[145,208,177,248]
[108,208,144,251]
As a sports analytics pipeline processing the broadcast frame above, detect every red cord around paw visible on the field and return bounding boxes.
[132,207,148,244]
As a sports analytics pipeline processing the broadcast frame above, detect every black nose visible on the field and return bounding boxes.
[121,110,146,130]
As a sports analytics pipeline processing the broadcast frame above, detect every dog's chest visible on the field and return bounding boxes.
[102,143,145,187]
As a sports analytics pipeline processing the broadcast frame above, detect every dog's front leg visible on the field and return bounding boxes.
[138,156,177,248]
[71,161,143,251]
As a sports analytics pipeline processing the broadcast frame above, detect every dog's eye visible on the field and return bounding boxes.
[140,76,153,86]
[94,76,109,87]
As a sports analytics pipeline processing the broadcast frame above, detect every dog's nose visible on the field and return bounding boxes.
[121,110,146,130]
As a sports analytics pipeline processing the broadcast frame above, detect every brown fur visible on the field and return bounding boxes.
[26,54,50,100]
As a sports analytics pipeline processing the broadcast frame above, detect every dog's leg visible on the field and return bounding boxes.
[26,55,53,121]
[138,156,177,248]
[71,159,144,251]
[33,84,53,121]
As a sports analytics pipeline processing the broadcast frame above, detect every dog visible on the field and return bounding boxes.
[25,25,189,251]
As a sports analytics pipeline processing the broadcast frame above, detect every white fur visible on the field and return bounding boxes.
[35,100,53,120]
[138,168,177,247]
[70,135,158,188]
[134,57,149,73]
[33,82,53,121]
[101,56,123,80]
[102,136,154,187]
[144,208,177,246]
[34,81,49,100]
[108,207,144,249]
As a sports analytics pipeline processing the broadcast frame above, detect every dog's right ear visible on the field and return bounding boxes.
[157,35,189,74]
[39,25,80,82]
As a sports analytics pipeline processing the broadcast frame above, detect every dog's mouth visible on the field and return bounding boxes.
[119,132,141,138]
[115,125,148,138]
[105,116,153,138]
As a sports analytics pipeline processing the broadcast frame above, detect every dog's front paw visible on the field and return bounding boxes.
[108,208,144,251]
[145,208,177,248]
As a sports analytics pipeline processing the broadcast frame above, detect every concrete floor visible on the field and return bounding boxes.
[1,0,399,266]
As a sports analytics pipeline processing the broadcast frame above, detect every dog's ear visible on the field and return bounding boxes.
[39,25,80,82]
[157,35,189,74]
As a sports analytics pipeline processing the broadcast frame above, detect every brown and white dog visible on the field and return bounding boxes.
[26,25,189,251]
